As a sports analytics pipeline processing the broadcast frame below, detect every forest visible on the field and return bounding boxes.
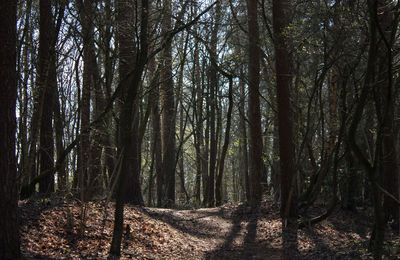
[0,0,400,259]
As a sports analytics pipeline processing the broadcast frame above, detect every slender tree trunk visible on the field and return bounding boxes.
[193,42,203,203]
[78,0,104,199]
[110,0,148,256]
[78,0,94,201]
[161,0,176,207]
[54,87,66,191]
[18,0,32,187]
[151,76,164,208]
[239,69,250,202]
[203,84,210,206]
[376,0,399,232]
[177,33,189,204]
[38,0,55,194]
[101,0,116,186]
[73,63,81,191]
[90,41,105,199]
[208,1,221,207]
[247,0,263,205]
[216,77,233,206]
[0,1,21,258]
[273,0,298,257]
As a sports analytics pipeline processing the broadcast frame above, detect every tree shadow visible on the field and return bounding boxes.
[140,207,229,239]
[300,224,367,259]
[205,206,282,260]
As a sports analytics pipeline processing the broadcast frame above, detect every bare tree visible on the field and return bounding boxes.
[160,0,176,207]
[273,0,298,257]
[247,0,263,205]
[0,1,21,258]
[109,0,148,256]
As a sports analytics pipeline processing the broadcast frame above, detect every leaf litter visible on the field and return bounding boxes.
[18,196,400,259]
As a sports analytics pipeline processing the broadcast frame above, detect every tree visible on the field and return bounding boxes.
[77,0,95,201]
[109,0,148,256]
[247,0,263,205]
[376,0,399,232]
[272,0,298,257]
[35,0,55,194]
[160,0,176,207]
[215,74,233,206]
[207,1,221,207]
[0,1,21,258]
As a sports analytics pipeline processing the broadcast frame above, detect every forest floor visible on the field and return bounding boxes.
[19,195,400,259]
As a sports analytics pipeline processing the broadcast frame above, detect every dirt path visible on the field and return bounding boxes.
[142,202,283,259]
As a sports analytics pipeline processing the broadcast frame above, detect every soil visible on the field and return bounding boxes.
[19,196,400,259]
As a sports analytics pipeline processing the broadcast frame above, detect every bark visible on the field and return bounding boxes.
[151,77,164,208]
[90,48,106,199]
[38,0,55,194]
[239,69,250,202]
[203,82,210,206]
[18,0,32,187]
[375,0,399,231]
[272,0,298,257]
[193,38,202,204]
[78,0,105,199]
[101,0,116,186]
[161,0,176,207]
[208,1,221,207]
[215,76,233,206]
[247,0,263,205]
[78,0,93,201]
[177,33,189,203]
[271,120,280,202]
[110,0,148,256]
[0,1,21,258]
[147,59,163,207]
[54,73,66,190]
[115,0,144,206]
[347,1,385,257]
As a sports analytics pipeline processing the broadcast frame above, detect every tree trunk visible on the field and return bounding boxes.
[78,0,94,201]
[160,0,176,207]
[208,1,221,208]
[216,76,233,206]
[203,84,210,206]
[18,0,32,188]
[376,0,399,232]
[273,0,298,257]
[0,1,21,258]
[247,0,263,205]
[110,0,148,256]
[151,75,164,208]
[239,69,250,202]
[193,40,202,203]
[54,87,66,191]
[38,0,55,194]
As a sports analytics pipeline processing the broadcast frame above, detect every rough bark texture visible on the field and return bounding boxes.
[147,60,163,207]
[54,87,66,191]
[239,70,250,202]
[207,2,221,208]
[0,1,21,258]
[110,0,148,256]
[161,0,176,207]
[77,0,104,199]
[215,77,233,206]
[194,39,202,204]
[35,0,54,194]
[273,0,298,257]
[78,0,93,201]
[376,0,399,231]
[247,0,263,205]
